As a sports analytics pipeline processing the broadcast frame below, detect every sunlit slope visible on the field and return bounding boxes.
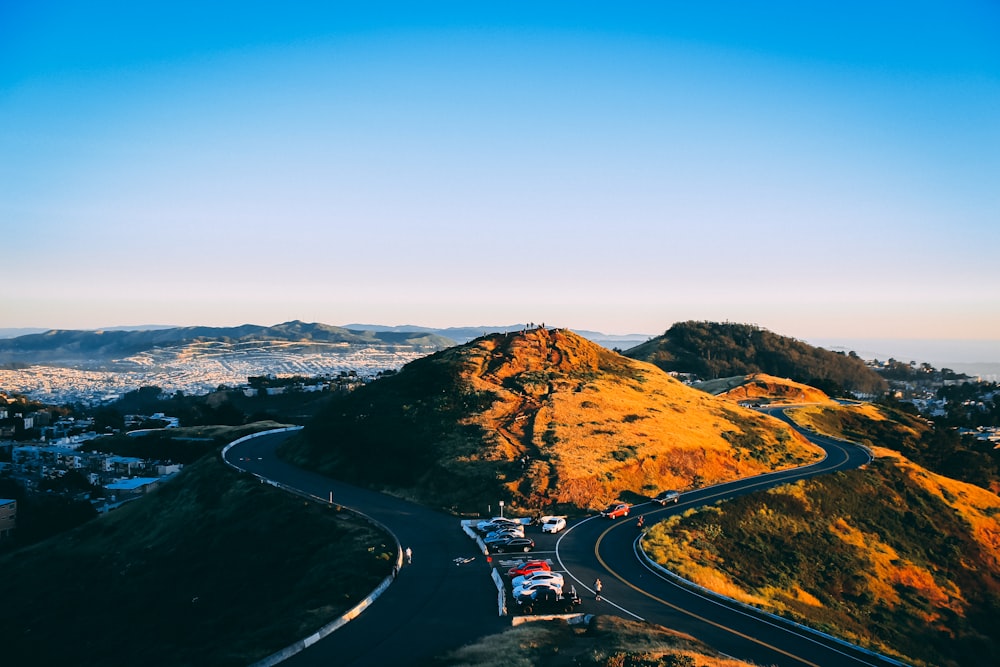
[285,328,821,513]
[696,372,836,405]
[644,423,1000,667]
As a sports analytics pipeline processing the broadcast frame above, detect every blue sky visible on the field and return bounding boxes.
[2,2,998,351]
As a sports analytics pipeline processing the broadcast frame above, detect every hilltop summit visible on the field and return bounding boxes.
[284,327,821,513]
[625,321,887,395]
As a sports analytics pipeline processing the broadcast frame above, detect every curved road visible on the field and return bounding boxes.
[227,409,904,666]
[555,408,905,667]
[224,432,506,666]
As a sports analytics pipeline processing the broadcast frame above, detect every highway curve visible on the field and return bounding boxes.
[223,431,507,666]
[555,408,907,667]
[227,409,907,666]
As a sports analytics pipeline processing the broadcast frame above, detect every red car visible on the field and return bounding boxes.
[600,502,631,519]
[507,560,551,578]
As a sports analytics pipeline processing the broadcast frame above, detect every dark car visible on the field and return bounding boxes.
[516,585,582,615]
[653,490,680,505]
[483,529,524,545]
[489,537,536,553]
[476,517,521,533]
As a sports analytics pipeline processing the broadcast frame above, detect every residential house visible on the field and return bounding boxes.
[105,477,160,498]
[0,498,16,539]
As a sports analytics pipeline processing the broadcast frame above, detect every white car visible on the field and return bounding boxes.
[513,579,564,599]
[540,516,567,533]
[511,570,564,590]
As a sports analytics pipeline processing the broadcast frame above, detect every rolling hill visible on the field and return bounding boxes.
[281,327,822,514]
[695,372,837,405]
[625,321,887,395]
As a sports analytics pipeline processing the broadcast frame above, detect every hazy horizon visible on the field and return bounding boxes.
[1,320,998,369]
[2,3,998,343]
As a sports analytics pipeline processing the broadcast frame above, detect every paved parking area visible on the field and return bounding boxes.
[463,517,591,620]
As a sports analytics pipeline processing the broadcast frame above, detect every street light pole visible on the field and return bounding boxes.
[499,500,504,518]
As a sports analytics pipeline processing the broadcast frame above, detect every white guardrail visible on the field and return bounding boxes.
[221,427,405,667]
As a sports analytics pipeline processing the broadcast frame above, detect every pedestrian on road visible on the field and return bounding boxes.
[594,578,602,601]
[405,546,413,565]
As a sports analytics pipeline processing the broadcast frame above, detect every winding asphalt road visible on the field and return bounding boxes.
[226,409,906,666]
[224,432,506,666]
[555,409,906,667]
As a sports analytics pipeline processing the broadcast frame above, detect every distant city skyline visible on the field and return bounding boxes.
[2,3,998,349]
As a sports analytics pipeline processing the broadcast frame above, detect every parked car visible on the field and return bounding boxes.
[483,530,525,545]
[511,570,564,590]
[513,582,558,604]
[507,560,551,578]
[653,490,680,505]
[476,517,521,533]
[484,525,524,540]
[540,516,567,533]
[513,578,564,599]
[600,502,630,519]
[489,537,536,553]
[516,585,582,615]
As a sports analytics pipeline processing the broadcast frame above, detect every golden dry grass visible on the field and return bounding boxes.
[643,436,1000,666]
[448,328,823,510]
[785,402,1000,570]
[714,372,836,405]
[872,446,1000,572]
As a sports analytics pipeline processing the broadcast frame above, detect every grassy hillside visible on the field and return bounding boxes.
[282,328,821,514]
[789,401,1000,494]
[695,372,836,405]
[0,453,394,667]
[643,449,1000,667]
[626,321,887,395]
[431,615,756,667]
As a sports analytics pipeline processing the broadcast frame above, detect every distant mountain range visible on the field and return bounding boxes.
[342,323,653,347]
[5,319,995,382]
[0,321,455,366]
[0,321,653,365]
